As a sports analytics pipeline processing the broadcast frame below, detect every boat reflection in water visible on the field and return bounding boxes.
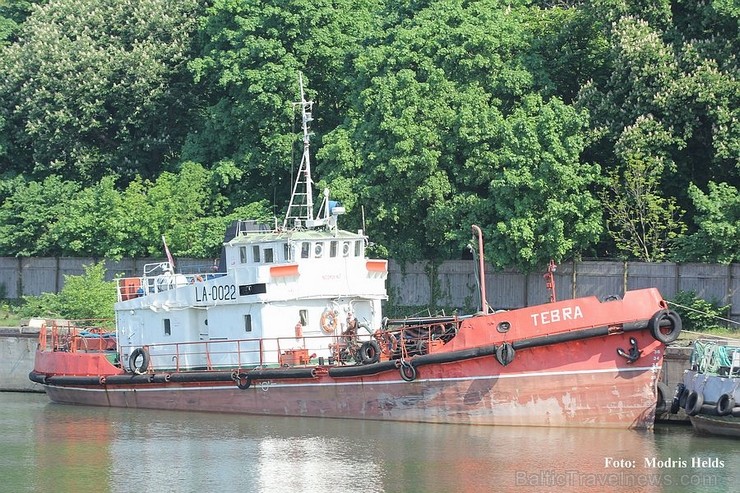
[19,396,731,493]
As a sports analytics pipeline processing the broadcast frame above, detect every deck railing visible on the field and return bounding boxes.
[37,317,461,373]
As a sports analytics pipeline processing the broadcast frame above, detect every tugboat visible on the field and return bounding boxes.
[30,75,681,429]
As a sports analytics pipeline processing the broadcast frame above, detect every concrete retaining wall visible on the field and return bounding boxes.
[0,329,44,392]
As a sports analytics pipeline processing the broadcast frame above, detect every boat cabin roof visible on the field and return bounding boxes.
[228,228,364,245]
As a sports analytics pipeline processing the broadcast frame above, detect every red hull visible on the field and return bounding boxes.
[32,288,677,429]
[38,333,663,429]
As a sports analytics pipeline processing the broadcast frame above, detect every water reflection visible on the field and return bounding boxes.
[1,393,736,493]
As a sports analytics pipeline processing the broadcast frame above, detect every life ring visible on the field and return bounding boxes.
[655,382,669,414]
[399,361,417,382]
[716,393,735,416]
[495,342,516,366]
[320,309,338,334]
[359,340,381,365]
[685,391,704,416]
[649,310,682,344]
[670,383,685,414]
[129,347,150,375]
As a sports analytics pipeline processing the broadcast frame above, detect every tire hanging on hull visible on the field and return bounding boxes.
[648,310,682,343]
[129,347,150,375]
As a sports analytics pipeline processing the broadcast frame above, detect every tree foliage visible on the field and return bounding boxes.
[0,0,203,184]
[673,182,740,263]
[600,115,686,261]
[18,262,117,321]
[0,0,737,271]
[185,0,384,207]
[577,3,739,258]
[0,163,271,258]
[318,1,602,270]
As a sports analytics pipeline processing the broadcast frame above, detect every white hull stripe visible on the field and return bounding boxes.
[47,365,658,393]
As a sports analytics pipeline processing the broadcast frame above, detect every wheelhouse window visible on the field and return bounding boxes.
[264,247,274,263]
[299,309,308,326]
[354,240,362,257]
[301,242,310,259]
[252,245,260,263]
[239,246,247,264]
[330,241,337,258]
[164,318,171,336]
[314,242,323,258]
[244,314,252,332]
[342,242,350,257]
[284,243,292,261]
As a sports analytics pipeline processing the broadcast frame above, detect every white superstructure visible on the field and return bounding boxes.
[114,74,387,371]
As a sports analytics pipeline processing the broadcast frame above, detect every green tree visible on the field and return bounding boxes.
[186,0,384,207]
[320,0,602,270]
[19,262,116,320]
[0,0,203,184]
[0,0,35,45]
[0,175,79,256]
[577,2,739,247]
[0,163,271,258]
[600,116,686,261]
[673,182,740,263]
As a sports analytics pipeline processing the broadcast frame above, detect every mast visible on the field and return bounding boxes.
[283,73,315,229]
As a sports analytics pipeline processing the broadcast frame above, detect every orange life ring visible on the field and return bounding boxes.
[320,309,338,334]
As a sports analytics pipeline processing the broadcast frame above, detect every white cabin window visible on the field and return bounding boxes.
[164,318,171,336]
[299,309,308,326]
[354,240,362,257]
[315,242,323,258]
[264,247,274,263]
[284,243,292,261]
[244,314,252,332]
[342,242,350,257]
[330,241,337,258]
[239,246,247,263]
[301,242,310,259]
[252,245,260,263]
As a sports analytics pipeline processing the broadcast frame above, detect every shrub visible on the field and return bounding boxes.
[668,290,731,332]
[18,262,116,322]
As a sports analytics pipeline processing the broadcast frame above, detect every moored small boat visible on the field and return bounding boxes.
[30,75,682,429]
[669,339,740,438]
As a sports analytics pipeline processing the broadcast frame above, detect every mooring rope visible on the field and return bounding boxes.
[667,301,740,328]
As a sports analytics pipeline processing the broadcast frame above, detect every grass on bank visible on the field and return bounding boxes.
[0,300,25,327]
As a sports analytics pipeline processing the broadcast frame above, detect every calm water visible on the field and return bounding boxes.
[1,392,737,493]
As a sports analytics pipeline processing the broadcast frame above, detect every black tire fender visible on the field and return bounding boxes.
[360,340,381,365]
[656,382,670,414]
[495,343,516,366]
[236,374,252,390]
[716,393,735,416]
[649,310,682,344]
[685,391,704,416]
[670,383,685,414]
[128,347,150,375]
